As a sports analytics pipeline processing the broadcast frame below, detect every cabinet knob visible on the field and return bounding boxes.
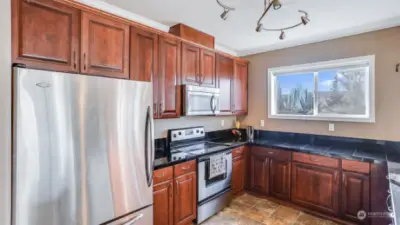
[181,166,191,170]
[155,172,165,178]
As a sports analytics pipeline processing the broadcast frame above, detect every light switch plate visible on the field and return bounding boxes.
[329,123,335,132]
[260,120,265,127]
[221,120,225,127]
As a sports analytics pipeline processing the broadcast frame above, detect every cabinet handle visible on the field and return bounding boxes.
[169,182,173,197]
[175,180,179,194]
[181,165,191,170]
[73,51,77,70]
[343,175,347,187]
[236,150,242,154]
[153,103,157,115]
[267,151,275,155]
[334,173,338,185]
[83,53,87,71]
[155,172,164,178]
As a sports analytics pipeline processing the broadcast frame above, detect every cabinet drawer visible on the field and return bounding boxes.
[153,166,173,185]
[292,152,339,169]
[232,146,245,158]
[251,147,290,161]
[342,159,370,174]
[174,160,196,177]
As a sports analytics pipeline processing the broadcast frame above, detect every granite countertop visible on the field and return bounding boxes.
[154,137,390,170]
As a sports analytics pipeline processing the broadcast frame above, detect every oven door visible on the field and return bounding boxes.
[183,85,220,116]
[198,150,232,202]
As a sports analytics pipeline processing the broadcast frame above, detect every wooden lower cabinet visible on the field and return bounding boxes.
[270,159,291,200]
[174,172,197,225]
[153,161,196,225]
[342,171,370,224]
[154,180,174,225]
[250,154,270,194]
[232,155,245,194]
[291,162,340,216]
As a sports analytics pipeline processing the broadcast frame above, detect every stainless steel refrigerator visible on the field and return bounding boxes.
[12,67,155,225]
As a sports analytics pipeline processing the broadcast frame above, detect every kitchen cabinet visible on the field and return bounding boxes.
[216,54,233,114]
[12,0,80,73]
[81,11,130,79]
[154,161,196,225]
[232,147,246,194]
[250,154,270,194]
[342,171,370,224]
[181,43,216,87]
[154,180,174,225]
[291,162,340,216]
[270,159,291,200]
[130,26,158,82]
[156,36,181,119]
[232,60,248,115]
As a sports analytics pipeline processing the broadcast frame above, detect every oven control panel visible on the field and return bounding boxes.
[170,127,205,142]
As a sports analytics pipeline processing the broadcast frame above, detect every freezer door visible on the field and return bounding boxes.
[12,68,155,225]
[104,206,153,225]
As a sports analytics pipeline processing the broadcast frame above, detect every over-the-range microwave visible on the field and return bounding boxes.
[182,85,220,116]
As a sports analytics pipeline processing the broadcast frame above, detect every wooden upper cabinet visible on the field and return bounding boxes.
[130,26,158,82]
[216,54,234,114]
[270,159,291,200]
[250,153,270,195]
[12,0,80,72]
[154,180,174,225]
[181,43,200,85]
[342,171,370,224]
[174,172,197,225]
[199,49,216,87]
[233,60,248,115]
[81,12,130,79]
[291,163,340,216]
[157,36,181,119]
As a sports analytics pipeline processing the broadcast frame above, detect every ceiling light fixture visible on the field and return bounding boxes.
[217,0,310,40]
[217,0,235,20]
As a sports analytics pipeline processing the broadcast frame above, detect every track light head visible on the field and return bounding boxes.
[272,0,282,10]
[301,15,310,25]
[279,31,285,40]
[256,23,263,32]
[221,10,229,20]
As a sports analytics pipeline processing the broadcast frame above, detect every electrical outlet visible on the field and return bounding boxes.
[221,120,225,127]
[260,120,265,127]
[329,123,335,132]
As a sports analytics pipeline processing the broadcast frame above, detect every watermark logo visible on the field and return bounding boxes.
[357,210,367,220]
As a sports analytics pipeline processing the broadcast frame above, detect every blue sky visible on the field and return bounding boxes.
[277,71,338,94]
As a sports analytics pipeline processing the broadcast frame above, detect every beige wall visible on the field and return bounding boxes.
[0,0,12,224]
[154,116,236,138]
[241,27,400,141]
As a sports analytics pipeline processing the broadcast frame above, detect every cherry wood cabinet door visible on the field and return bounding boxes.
[174,172,197,225]
[130,26,158,82]
[232,156,245,195]
[216,54,233,114]
[181,43,200,85]
[81,12,129,79]
[291,163,340,216]
[154,180,174,225]
[270,159,291,200]
[250,154,269,195]
[233,60,248,115]
[158,36,181,119]
[12,0,80,72]
[199,49,216,87]
[342,171,370,224]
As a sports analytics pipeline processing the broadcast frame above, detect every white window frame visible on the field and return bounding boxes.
[268,55,375,123]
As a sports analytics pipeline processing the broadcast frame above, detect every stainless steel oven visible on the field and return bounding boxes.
[197,150,232,224]
[182,85,220,116]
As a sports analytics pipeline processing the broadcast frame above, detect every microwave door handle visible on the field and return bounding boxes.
[210,95,215,113]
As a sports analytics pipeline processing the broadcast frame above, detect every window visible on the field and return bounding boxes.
[268,55,375,122]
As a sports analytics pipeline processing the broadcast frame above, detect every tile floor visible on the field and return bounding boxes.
[201,193,340,225]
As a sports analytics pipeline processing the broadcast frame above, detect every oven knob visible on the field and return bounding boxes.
[178,132,182,135]
[196,130,199,133]
[200,131,204,134]
[173,157,176,160]
[173,134,177,138]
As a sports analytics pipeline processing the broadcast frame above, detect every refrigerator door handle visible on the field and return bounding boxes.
[122,214,144,225]
[144,106,153,187]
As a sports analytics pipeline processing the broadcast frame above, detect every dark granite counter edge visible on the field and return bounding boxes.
[154,139,389,169]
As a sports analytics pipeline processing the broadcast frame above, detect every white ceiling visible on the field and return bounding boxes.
[100,0,400,56]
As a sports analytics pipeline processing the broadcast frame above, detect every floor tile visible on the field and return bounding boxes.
[296,213,325,225]
[271,206,301,222]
